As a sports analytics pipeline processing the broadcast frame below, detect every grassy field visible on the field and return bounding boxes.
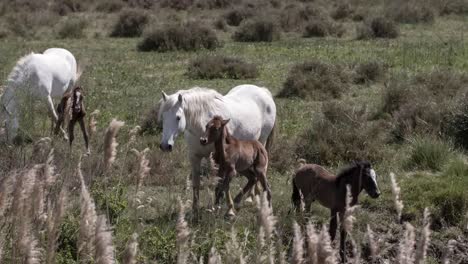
[1,0,468,263]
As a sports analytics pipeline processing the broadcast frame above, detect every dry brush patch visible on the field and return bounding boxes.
[186,55,258,80]
[232,17,280,42]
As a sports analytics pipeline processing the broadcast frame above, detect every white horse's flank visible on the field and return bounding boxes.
[0,48,79,141]
[158,85,276,215]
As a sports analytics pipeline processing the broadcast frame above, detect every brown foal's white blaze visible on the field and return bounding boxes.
[367,168,380,198]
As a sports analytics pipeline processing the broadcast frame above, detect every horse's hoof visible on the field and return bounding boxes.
[234,202,242,210]
[84,150,91,156]
[225,209,236,220]
[244,197,253,205]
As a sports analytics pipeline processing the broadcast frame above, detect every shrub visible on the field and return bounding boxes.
[6,11,59,38]
[357,17,399,39]
[110,9,149,37]
[413,68,468,97]
[331,3,353,20]
[126,0,157,9]
[439,0,468,15]
[295,101,390,165]
[405,137,453,171]
[52,0,92,15]
[196,0,234,9]
[161,0,194,10]
[141,103,161,135]
[232,18,280,42]
[353,60,386,84]
[280,3,326,32]
[187,56,258,79]
[213,17,227,31]
[57,18,87,39]
[137,23,220,52]
[302,18,344,37]
[386,3,435,24]
[277,60,350,100]
[443,97,468,150]
[95,0,124,12]
[224,8,254,26]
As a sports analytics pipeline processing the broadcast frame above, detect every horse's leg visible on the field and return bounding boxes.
[233,172,256,210]
[329,209,338,241]
[78,117,90,155]
[214,168,225,209]
[190,155,202,220]
[224,168,236,218]
[338,211,347,263]
[46,95,67,139]
[256,167,272,206]
[68,118,76,152]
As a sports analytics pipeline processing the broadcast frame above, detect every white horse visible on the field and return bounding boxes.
[158,85,276,216]
[0,48,80,141]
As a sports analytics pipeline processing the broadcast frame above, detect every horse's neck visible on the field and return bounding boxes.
[213,129,228,164]
[337,170,361,206]
[183,95,226,135]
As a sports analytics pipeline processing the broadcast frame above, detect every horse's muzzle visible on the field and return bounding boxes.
[200,137,208,145]
[370,190,380,198]
[159,143,173,152]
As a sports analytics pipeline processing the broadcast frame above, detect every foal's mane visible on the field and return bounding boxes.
[335,161,368,185]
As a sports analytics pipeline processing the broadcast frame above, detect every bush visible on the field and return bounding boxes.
[57,18,87,39]
[302,18,344,37]
[110,9,149,37]
[232,18,280,42]
[386,2,435,24]
[224,8,254,26]
[357,17,399,39]
[439,0,468,15]
[295,101,390,165]
[52,0,92,15]
[161,0,194,10]
[6,11,59,38]
[413,68,468,97]
[213,18,227,31]
[95,0,124,12]
[196,0,234,9]
[126,0,157,9]
[277,60,350,100]
[187,56,258,79]
[137,23,220,52]
[353,60,386,84]
[280,3,326,32]
[443,97,468,150]
[405,137,453,171]
[331,3,353,20]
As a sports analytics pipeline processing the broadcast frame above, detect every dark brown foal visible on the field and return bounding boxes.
[54,86,89,154]
[200,115,271,218]
[292,161,380,263]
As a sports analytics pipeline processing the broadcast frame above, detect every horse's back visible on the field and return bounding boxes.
[293,164,337,205]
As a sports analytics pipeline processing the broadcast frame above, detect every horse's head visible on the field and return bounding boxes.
[200,115,229,146]
[72,86,84,114]
[359,161,380,199]
[159,91,186,152]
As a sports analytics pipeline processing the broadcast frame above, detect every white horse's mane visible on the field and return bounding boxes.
[159,87,224,119]
[6,52,34,88]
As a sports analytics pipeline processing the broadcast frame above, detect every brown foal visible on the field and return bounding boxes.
[54,86,89,154]
[200,115,271,218]
[292,161,380,262]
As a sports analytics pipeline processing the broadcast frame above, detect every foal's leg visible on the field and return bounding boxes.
[68,118,77,151]
[338,211,347,263]
[223,168,236,218]
[78,117,90,155]
[329,209,338,241]
[47,95,67,139]
[233,172,256,210]
[255,167,272,206]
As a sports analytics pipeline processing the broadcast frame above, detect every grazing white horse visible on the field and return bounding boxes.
[158,85,276,216]
[0,48,79,141]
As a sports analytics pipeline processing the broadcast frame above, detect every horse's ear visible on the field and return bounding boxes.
[162,91,168,102]
[178,94,183,103]
[222,119,230,126]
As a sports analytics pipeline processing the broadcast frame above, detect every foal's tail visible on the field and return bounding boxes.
[265,121,275,153]
[291,178,301,211]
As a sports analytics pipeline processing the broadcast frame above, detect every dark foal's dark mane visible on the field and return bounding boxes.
[335,161,369,187]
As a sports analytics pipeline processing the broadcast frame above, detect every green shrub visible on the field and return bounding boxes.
[110,9,149,37]
[224,7,253,26]
[443,97,468,150]
[405,137,453,171]
[187,56,258,79]
[232,18,280,42]
[277,60,351,100]
[302,18,344,37]
[357,16,399,39]
[57,18,87,39]
[353,60,386,84]
[138,23,220,52]
[295,101,390,165]
[95,0,124,12]
[386,0,435,24]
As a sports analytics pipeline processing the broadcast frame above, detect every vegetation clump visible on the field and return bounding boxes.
[57,18,87,39]
[224,7,253,26]
[232,18,280,42]
[353,60,386,84]
[187,56,258,79]
[357,16,399,39]
[110,9,149,37]
[302,17,344,37]
[138,23,220,52]
[277,60,350,100]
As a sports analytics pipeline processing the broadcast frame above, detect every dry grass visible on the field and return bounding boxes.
[187,55,258,79]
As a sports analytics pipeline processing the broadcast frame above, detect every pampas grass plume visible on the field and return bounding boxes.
[104,119,124,171]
